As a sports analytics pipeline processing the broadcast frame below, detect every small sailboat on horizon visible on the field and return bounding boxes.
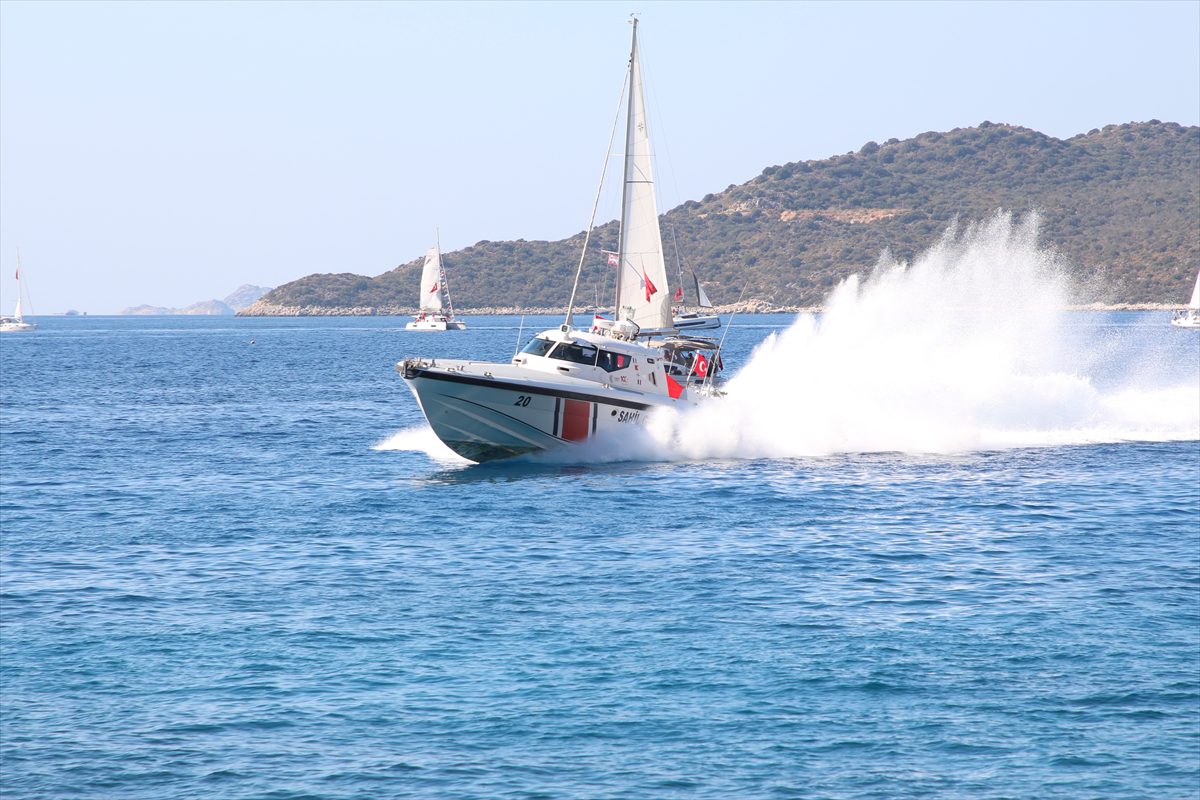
[406,236,466,331]
[1170,268,1200,329]
[1,253,37,333]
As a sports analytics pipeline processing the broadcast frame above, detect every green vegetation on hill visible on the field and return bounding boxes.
[253,121,1199,312]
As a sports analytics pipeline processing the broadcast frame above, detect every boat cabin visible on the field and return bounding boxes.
[512,325,721,397]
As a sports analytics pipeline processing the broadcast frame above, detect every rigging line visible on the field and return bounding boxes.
[704,285,747,389]
[436,228,457,320]
[564,61,631,330]
[637,38,684,234]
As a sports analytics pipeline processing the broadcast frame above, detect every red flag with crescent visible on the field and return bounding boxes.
[643,270,657,302]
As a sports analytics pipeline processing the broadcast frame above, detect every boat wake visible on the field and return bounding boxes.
[373,426,471,464]
[639,212,1200,460]
[383,212,1198,466]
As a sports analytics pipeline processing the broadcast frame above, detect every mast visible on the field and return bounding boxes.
[13,249,24,321]
[613,17,637,317]
[614,16,672,332]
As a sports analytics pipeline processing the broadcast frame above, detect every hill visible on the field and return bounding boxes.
[243,121,1199,315]
[122,300,234,315]
[121,285,272,316]
[223,284,272,311]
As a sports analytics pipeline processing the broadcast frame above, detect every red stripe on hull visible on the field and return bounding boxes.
[561,399,591,441]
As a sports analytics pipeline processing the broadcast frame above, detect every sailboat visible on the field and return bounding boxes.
[405,238,466,331]
[396,18,724,463]
[0,254,37,333]
[1170,268,1200,329]
[665,228,720,332]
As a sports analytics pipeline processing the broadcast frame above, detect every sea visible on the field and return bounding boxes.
[1,305,1197,800]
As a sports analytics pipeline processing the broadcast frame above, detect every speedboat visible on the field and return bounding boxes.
[397,18,724,462]
[400,319,721,462]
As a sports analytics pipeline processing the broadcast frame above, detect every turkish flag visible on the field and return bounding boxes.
[674,286,683,301]
[643,271,657,302]
[694,353,709,378]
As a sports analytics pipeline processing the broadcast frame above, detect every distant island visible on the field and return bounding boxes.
[241,121,1199,316]
[123,285,272,316]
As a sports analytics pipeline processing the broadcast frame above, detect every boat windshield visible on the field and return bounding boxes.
[521,337,556,357]
[551,342,629,373]
[521,337,630,373]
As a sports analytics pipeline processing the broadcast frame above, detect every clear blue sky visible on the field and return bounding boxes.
[2,0,1197,314]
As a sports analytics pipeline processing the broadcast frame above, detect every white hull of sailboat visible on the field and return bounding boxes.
[0,317,35,333]
[1170,310,1200,329]
[400,358,684,463]
[638,314,721,336]
[672,313,721,331]
[405,316,466,331]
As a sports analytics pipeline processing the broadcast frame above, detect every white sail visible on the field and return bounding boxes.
[419,246,444,312]
[693,272,713,309]
[1189,269,1200,310]
[13,262,24,320]
[615,20,671,333]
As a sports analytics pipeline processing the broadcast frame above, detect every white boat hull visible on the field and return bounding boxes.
[636,314,722,337]
[673,313,721,331]
[0,319,35,333]
[1171,310,1200,329]
[400,359,673,462]
[405,317,466,331]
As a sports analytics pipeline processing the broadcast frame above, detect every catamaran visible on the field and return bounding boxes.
[397,18,724,462]
[1,253,36,333]
[1170,268,1200,329]
[406,238,466,331]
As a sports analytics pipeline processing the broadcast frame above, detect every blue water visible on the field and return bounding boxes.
[2,313,1198,799]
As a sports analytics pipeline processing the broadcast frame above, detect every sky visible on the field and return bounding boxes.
[1,0,1198,314]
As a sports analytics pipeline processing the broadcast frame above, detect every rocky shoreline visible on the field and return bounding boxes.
[238,300,1179,317]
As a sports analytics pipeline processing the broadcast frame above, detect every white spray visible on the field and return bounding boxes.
[643,211,1200,460]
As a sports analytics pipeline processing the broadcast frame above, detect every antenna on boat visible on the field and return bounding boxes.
[564,64,630,330]
[513,315,526,358]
